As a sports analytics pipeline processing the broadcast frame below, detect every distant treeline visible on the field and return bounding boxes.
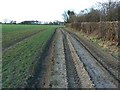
[20,21,62,25]
[63,0,120,23]
[1,20,64,25]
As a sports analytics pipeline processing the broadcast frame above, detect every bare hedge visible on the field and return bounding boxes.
[68,21,120,45]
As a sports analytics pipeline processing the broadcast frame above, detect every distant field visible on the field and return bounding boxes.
[2,25,58,50]
[2,24,58,88]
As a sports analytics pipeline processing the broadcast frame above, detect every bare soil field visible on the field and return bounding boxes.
[25,28,119,88]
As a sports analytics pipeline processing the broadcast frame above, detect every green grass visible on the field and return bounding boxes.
[2,25,57,49]
[2,25,58,88]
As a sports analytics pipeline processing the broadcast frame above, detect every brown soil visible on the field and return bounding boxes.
[25,28,119,88]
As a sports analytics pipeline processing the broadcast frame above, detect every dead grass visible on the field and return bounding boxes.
[64,27,118,60]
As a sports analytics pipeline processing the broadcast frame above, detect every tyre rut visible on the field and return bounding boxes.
[67,30,119,84]
[62,30,81,88]
[25,28,119,88]
[64,29,118,88]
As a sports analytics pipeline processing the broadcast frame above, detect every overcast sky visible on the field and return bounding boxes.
[0,0,109,23]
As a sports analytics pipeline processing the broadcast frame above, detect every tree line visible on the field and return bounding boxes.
[1,20,64,25]
[63,0,120,23]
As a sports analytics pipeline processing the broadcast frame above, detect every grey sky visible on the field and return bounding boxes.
[0,0,109,22]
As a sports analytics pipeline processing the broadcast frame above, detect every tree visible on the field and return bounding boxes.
[62,11,69,23]
[62,10,77,23]
[67,10,76,23]
[98,0,119,21]
[76,0,119,22]
[10,20,16,24]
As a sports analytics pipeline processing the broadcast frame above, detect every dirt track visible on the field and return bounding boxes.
[26,28,119,88]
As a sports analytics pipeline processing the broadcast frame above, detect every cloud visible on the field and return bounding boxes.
[0,0,109,22]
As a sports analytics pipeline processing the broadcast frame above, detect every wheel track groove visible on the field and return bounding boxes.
[64,29,119,88]
[62,29,81,88]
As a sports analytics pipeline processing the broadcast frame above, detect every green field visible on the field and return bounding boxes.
[2,24,58,88]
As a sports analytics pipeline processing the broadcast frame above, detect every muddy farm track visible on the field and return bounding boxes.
[26,28,119,88]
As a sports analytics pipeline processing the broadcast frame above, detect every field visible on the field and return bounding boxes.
[2,25,58,87]
[2,24,119,88]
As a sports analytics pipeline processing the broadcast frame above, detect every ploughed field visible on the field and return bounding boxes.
[2,25,119,88]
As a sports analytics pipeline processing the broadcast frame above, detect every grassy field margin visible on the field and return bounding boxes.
[2,25,58,88]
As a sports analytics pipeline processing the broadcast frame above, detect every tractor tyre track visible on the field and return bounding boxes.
[64,29,119,88]
[25,28,119,88]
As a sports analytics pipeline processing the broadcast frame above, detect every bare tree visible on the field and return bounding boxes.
[67,10,76,23]
[62,11,69,23]
[63,0,119,23]
[62,10,77,23]
[98,0,119,21]
[76,0,119,22]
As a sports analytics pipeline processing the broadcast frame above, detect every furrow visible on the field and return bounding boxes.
[66,33,94,88]
[66,30,118,88]
[62,30,81,88]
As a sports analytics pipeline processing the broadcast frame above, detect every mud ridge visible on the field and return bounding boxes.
[48,29,68,88]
